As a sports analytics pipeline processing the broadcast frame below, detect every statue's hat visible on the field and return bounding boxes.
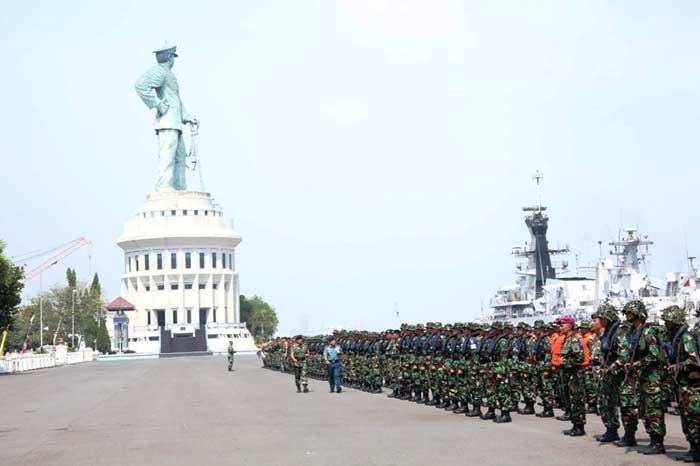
[153,42,178,57]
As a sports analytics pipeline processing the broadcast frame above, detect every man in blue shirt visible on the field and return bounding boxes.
[324,336,342,393]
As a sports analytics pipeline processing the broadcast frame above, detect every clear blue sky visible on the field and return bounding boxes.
[1,1,699,334]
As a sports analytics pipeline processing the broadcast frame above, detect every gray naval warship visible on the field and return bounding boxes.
[486,173,700,325]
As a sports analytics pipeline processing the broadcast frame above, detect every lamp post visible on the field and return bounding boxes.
[72,289,78,349]
[39,272,43,350]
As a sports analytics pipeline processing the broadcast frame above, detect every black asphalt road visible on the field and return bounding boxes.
[0,355,692,465]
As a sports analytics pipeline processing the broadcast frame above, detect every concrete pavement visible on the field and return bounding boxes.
[0,355,693,466]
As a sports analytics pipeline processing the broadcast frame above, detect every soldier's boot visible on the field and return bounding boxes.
[411,390,421,402]
[536,408,555,418]
[438,398,451,409]
[518,403,535,415]
[387,389,397,398]
[374,386,383,394]
[467,405,482,417]
[587,404,598,414]
[480,408,496,420]
[563,424,586,437]
[613,430,637,447]
[425,393,438,406]
[296,383,301,393]
[454,402,468,414]
[400,389,411,400]
[556,412,571,421]
[509,400,519,412]
[670,407,682,416]
[303,385,309,393]
[446,399,460,411]
[494,411,512,424]
[594,428,620,443]
[677,442,700,462]
[639,434,665,455]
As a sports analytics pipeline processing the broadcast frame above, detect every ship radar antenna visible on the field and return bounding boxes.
[532,170,544,211]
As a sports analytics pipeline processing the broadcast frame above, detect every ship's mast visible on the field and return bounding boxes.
[517,171,569,298]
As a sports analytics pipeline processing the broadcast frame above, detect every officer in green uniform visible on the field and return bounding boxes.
[227,340,236,371]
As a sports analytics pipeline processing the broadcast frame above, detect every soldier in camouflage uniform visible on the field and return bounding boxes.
[621,300,667,454]
[674,305,700,462]
[449,323,468,413]
[386,329,401,398]
[514,322,536,415]
[290,335,310,393]
[478,323,498,420]
[465,323,485,417]
[227,340,236,371]
[591,303,624,443]
[578,320,598,413]
[409,324,425,402]
[442,324,459,410]
[400,324,416,400]
[558,315,586,436]
[484,321,512,423]
[532,320,555,418]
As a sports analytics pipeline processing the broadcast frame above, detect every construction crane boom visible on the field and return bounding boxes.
[22,237,92,282]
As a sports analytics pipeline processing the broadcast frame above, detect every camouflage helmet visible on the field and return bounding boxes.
[443,323,453,332]
[661,305,687,325]
[407,324,416,331]
[453,322,464,329]
[623,300,648,320]
[434,322,443,329]
[533,320,546,329]
[516,322,531,330]
[415,323,424,330]
[480,323,490,332]
[578,319,592,329]
[593,303,619,323]
[491,321,505,330]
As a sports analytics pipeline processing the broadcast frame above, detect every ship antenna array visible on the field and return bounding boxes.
[532,170,544,211]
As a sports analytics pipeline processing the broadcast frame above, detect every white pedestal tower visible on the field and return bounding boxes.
[111,190,256,353]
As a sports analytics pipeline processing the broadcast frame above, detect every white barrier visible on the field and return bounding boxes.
[0,347,96,374]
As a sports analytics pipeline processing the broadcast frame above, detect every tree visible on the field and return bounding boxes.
[90,273,101,296]
[96,318,111,353]
[66,268,77,288]
[239,294,279,340]
[6,267,105,352]
[0,241,24,333]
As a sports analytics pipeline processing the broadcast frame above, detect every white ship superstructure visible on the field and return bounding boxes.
[488,175,700,323]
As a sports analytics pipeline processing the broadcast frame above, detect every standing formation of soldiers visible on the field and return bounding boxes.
[261,300,700,462]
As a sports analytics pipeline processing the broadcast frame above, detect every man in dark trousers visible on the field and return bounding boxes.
[324,336,343,393]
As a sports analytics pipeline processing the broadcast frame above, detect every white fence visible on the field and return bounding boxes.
[0,346,96,374]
